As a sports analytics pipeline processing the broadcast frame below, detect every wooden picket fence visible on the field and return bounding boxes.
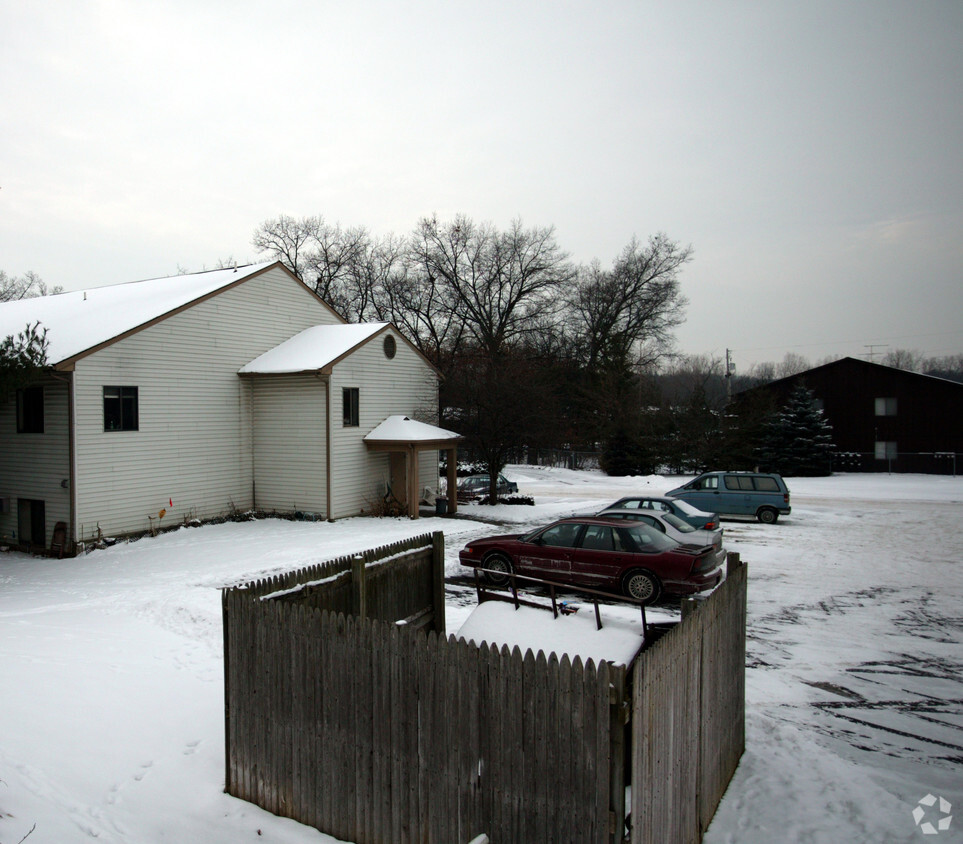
[631,559,748,844]
[222,536,747,844]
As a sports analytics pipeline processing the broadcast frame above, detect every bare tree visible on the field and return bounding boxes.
[0,270,62,301]
[882,348,924,371]
[567,233,691,375]
[412,215,573,359]
[922,353,963,383]
[251,215,324,281]
[775,352,811,379]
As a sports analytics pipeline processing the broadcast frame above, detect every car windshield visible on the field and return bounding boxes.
[620,524,677,553]
[662,512,694,532]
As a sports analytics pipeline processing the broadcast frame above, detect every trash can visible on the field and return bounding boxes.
[435,497,449,516]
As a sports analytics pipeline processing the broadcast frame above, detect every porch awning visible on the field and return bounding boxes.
[364,416,462,519]
[363,416,462,449]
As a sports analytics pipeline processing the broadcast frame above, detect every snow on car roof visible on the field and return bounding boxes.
[455,600,646,667]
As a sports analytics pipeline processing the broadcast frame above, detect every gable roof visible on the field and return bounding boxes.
[0,261,331,367]
[239,323,390,374]
[736,356,963,397]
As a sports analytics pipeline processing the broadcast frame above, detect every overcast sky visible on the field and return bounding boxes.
[2,1,961,369]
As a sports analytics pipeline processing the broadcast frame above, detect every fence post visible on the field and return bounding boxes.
[726,551,742,576]
[352,555,367,620]
[431,531,446,635]
[221,588,231,794]
[608,666,627,844]
[681,596,698,620]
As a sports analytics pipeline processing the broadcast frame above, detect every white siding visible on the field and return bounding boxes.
[251,375,327,515]
[71,266,341,539]
[329,328,440,518]
[0,375,70,546]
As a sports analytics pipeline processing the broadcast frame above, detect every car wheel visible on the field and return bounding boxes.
[757,507,778,524]
[483,552,513,586]
[622,570,662,604]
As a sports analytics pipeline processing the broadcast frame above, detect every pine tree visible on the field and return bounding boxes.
[758,384,835,476]
[0,321,49,400]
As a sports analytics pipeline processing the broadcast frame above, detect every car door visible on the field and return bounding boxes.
[682,475,718,511]
[570,524,631,591]
[517,522,581,580]
[723,474,755,514]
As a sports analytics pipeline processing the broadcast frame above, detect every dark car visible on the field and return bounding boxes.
[600,495,718,530]
[458,517,723,604]
[457,473,519,501]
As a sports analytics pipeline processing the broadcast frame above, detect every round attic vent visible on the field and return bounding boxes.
[383,334,397,359]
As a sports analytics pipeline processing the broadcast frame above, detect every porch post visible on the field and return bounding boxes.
[407,444,419,519]
[447,447,458,514]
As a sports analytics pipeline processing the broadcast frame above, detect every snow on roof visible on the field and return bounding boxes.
[239,323,388,374]
[456,600,645,667]
[364,414,462,443]
[0,262,277,365]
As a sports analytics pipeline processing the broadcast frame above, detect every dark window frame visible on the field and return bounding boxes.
[342,387,359,427]
[103,386,139,431]
[16,386,44,433]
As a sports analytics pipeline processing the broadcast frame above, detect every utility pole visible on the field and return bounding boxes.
[725,348,735,404]
[864,344,889,362]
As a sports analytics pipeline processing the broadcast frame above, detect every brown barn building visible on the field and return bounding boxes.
[735,357,963,474]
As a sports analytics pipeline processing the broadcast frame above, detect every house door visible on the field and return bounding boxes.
[18,499,46,548]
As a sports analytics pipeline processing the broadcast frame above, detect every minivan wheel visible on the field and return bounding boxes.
[483,552,512,586]
[622,570,662,604]
[757,507,778,524]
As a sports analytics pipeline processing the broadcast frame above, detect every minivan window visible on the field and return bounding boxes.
[693,476,717,490]
[754,477,780,492]
[725,475,754,491]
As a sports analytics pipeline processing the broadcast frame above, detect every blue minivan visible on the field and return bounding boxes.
[667,472,791,524]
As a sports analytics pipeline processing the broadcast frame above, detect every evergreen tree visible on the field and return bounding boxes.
[758,384,835,476]
[0,321,49,400]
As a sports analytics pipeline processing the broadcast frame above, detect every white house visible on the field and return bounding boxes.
[0,261,460,554]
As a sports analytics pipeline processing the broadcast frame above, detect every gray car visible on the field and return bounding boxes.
[456,473,519,501]
[600,495,718,530]
[595,508,727,570]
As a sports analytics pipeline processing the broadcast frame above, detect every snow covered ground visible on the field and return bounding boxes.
[1,469,961,843]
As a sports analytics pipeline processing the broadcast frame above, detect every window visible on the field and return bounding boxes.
[104,386,138,431]
[16,386,44,433]
[537,523,582,548]
[875,441,898,460]
[383,334,396,359]
[342,387,359,427]
[580,525,618,551]
[875,397,897,416]
[753,477,780,492]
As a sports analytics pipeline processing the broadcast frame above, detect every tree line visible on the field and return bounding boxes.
[252,214,691,499]
[5,226,961,491]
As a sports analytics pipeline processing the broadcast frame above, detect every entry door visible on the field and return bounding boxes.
[18,499,46,547]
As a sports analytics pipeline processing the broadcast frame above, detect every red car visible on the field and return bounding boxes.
[458,517,723,604]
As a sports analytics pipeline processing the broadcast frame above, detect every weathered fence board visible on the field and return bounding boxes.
[631,560,748,844]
